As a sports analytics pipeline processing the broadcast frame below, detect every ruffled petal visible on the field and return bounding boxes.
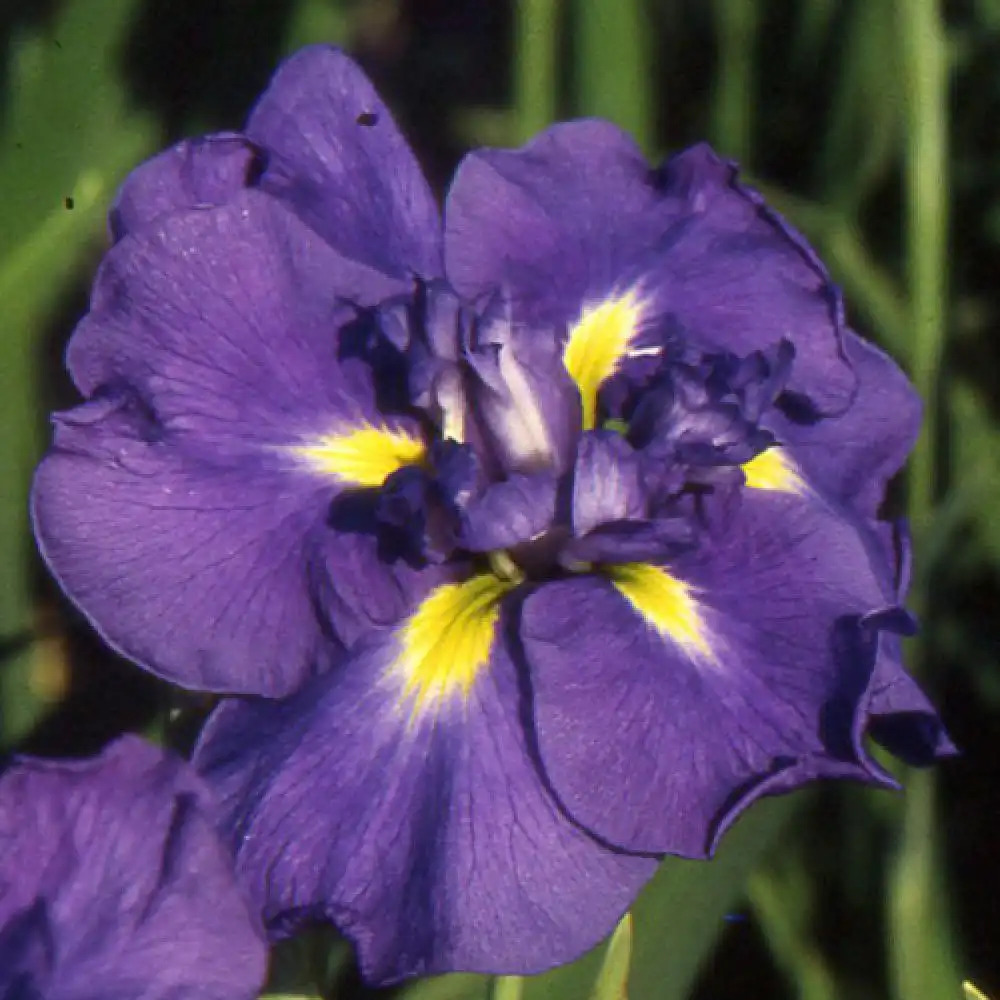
[445,121,663,318]
[195,623,657,983]
[770,330,921,515]
[109,133,264,241]
[246,45,441,280]
[572,431,646,534]
[33,193,426,695]
[0,736,266,1000]
[445,129,852,413]
[521,491,934,856]
[457,472,559,553]
[863,631,957,765]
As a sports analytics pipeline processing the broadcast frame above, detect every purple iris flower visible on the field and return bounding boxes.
[0,736,267,999]
[32,46,952,983]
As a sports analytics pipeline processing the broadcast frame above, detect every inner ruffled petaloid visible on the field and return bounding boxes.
[366,279,800,581]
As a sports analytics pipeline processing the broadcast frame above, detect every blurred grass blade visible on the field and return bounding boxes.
[709,0,758,162]
[282,0,351,53]
[748,855,838,1000]
[894,0,948,551]
[818,0,901,210]
[589,913,632,1000]
[514,0,560,142]
[891,2,960,997]
[789,0,839,67]
[571,0,653,151]
[519,795,798,1000]
[888,770,962,1000]
[398,974,489,1000]
[0,0,157,746]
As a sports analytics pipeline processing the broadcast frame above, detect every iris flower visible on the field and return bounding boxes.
[32,46,951,983]
[0,736,266,998]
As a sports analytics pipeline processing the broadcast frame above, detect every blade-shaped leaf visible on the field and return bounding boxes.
[0,0,157,747]
[589,913,632,1000]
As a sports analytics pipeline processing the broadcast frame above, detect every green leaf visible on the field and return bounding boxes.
[398,974,490,1000]
[571,0,653,151]
[0,0,157,747]
[709,0,759,162]
[518,795,798,1000]
[513,0,561,142]
[945,378,1000,571]
[589,913,632,1000]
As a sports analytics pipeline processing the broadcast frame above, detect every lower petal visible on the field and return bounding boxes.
[32,396,342,696]
[194,625,657,983]
[521,492,933,856]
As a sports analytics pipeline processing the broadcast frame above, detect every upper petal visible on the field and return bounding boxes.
[109,133,264,241]
[33,193,427,695]
[70,189,410,411]
[0,737,266,1000]
[520,491,933,856]
[445,129,852,413]
[195,607,657,983]
[246,45,441,280]
[445,120,662,319]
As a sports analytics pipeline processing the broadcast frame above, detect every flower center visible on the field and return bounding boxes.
[370,283,800,579]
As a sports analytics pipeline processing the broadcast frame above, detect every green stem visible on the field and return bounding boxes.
[887,770,960,1000]
[896,0,948,556]
[572,0,653,151]
[513,0,560,142]
[747,867,838,1000]
[889,2,959,999]
[709,0,757,163]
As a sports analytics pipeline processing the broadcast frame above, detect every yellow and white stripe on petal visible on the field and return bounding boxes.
[606,562,715,663]
[290,423,426,488]
[563,289,648,431]
[391,572,516,718]
[742,446,806,494]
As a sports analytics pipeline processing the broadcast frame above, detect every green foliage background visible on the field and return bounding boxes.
[0,1,996,997]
